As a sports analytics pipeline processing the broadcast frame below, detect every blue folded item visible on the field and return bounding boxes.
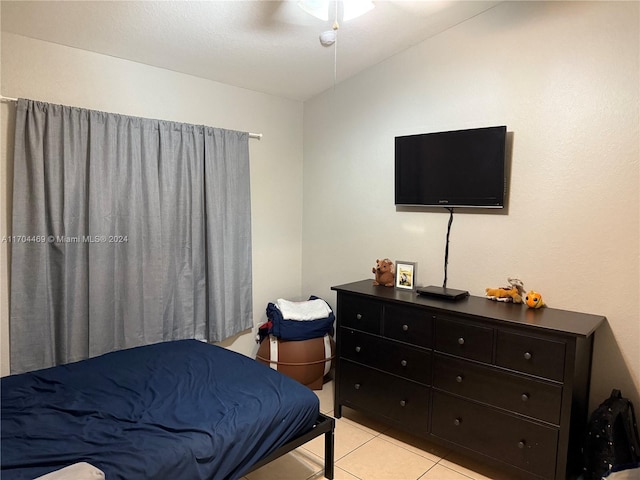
[264,296,335,341]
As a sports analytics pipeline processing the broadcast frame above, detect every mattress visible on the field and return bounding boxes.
[1,339,319,480]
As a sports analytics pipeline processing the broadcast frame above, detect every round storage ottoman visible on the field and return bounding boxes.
[256,334,335,390]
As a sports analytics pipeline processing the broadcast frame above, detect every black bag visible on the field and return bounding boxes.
[583,389,640,479]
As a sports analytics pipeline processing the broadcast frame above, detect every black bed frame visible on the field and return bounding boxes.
[246,413,335,479]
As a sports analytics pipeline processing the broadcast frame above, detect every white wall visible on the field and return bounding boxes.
[302,1,640,410]
[2,2,639,413]
[0,33,306,375]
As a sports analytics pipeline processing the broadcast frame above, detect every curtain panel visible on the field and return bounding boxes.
[10,99,253,373]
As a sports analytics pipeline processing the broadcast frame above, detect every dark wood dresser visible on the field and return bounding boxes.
[331,280,605,480]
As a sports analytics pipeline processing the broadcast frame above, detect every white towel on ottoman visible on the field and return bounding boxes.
[276,298,332,321]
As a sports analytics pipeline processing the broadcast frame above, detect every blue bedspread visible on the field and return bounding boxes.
[1,340,319,480]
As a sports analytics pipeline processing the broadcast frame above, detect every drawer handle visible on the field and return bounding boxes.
[457,337,465,345]
[521,393,530,402]
[518,440,526,449]
[355,346,361,353]
[524,351,532,360]
[354,383,361,390]
[401,360,407,367]
[399,400,407,407]
[453,418,462,426]
[402,324,409,332]
[456,375,463,383]
[356,313,363,320]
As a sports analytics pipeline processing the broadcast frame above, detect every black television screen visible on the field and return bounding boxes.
[395,126,507,208]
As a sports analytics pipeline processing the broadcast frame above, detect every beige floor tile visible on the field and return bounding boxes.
[439,452,511,480]
[335,406,391,436]
[419,464,474,479]
[314,380,334,414]
[302,415,376,461]
[308,466,362,480]
[245,448,323,480]
[336,436,436,480]
[379,428,451,462]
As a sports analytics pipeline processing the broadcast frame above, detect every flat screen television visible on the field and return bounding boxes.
[395,125,507,208]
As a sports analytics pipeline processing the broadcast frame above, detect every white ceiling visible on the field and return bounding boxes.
[1,1,501,101]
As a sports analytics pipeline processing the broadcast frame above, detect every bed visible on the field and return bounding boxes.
[1,339,335,480]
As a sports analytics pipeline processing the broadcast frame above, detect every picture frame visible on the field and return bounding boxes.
[395,261,417,291]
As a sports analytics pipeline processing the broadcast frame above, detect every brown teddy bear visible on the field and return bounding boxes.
[372,258,395,287]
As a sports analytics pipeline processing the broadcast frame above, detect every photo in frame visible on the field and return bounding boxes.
[395,261,417,291]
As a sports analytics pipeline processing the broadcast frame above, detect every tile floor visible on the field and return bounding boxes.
[243,380,515,480]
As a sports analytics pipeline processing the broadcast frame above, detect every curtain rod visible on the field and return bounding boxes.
[0,95,263,139]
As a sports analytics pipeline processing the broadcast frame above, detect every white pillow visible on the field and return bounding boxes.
[604,465,640,480]
[34,462,105,480]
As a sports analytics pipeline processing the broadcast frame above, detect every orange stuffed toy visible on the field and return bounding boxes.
[485,286,523,303]
[525,290,545,309]
[485,277,524,303]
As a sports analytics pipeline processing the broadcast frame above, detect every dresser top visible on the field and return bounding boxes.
[332,280,606,338]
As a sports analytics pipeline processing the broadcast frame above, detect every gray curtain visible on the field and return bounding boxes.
[10,99,253,373]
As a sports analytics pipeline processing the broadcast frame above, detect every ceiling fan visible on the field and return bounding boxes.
[298,0,375,22]
[298,0,375,46]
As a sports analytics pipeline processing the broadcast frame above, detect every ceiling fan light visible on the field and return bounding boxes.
[343,0,375,21]
[298,0,329,21]
[319,30,337,46]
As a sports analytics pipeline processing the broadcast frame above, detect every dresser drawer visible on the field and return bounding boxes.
[341,328,432,385]
[431,392,558,479]
[340,360,429,435]
[496,330,566,382]
[339,295,382,334]
[384,305,433,348]
[433,354,562,425]
[340,328,382,368]
[435,318,494,363]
